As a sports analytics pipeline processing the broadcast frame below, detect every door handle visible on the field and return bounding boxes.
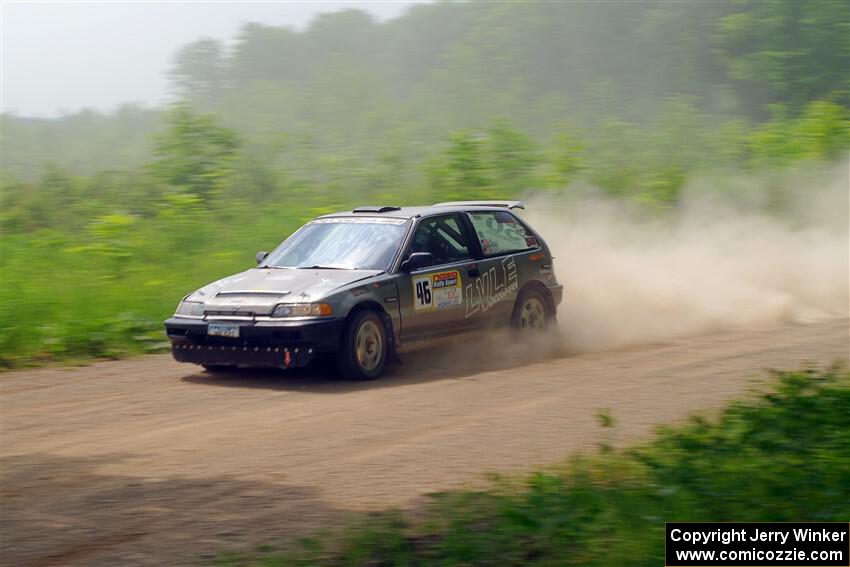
[468,266,480,278]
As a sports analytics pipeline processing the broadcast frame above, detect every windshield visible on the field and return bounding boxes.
[262,217,409,270]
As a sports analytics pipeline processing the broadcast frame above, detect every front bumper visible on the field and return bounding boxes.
[164,316,344,368]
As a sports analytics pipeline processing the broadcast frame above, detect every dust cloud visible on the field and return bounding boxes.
[523,161,849,353]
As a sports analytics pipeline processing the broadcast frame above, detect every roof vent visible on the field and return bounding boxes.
[352,205,402,213]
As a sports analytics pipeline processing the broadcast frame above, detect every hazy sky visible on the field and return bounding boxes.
[1,1,421,118]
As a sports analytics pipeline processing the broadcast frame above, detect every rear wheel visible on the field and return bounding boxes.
[511,288,552,331]
[337,310,387,380]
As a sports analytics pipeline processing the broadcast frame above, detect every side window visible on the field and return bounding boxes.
[409,214,473,266]
[468,211,536,257]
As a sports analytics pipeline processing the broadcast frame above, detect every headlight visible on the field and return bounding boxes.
[271,303,333,318]
[175,300,205,317]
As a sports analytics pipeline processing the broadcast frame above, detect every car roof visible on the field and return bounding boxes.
[317,201,525,221]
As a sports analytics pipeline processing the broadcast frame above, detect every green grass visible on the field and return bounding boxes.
[2,97,846,368]
[211,365,850,566]
[0,202,322,367]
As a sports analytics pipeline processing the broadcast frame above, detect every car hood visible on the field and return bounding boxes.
[188,268,382,315]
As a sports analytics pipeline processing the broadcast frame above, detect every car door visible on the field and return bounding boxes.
[396,213,483,342]
[462,210,538,325]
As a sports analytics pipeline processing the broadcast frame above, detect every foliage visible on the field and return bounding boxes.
[0,200,314,367]
[1,98,848,366]
[1,3,848,366]
[427,124,539,202]
[716,0,849,115]
[2,1,848,181]
[748,101,850,167]
[545,125,586,188]
[170,38,227,108]
[149,105,240,203]
[210,366,850,566]
[1,105,162,180]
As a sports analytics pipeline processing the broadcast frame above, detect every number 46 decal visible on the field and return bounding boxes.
[413,276,432,310]
[412,270,462,311]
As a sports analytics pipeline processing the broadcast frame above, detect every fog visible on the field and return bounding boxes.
[0,1,420,117]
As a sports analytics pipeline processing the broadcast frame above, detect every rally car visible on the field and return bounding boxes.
[165,201,563,379]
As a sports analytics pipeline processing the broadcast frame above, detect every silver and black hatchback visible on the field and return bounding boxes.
[165,200,563,379]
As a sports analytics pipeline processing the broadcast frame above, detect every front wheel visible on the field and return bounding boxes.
[337,310,387,380]
[511,288,552,331]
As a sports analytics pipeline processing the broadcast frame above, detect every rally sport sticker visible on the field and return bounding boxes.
[413,270,463,311]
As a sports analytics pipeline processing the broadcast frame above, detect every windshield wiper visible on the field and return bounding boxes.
[298,264,350,270]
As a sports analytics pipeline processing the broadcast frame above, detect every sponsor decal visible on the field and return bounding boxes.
[413,270,463,311]
[312,217,407,225]
[465,257,518,318]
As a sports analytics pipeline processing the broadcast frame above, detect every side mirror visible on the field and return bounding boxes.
[256,251,269,265]
[401,252,434,273]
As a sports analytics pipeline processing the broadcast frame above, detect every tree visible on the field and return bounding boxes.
[748,100,849,167]
[487,122,539,194]
[427,124,540,201]
[149,105,240,205]
[169,38,226,108]
[717,0,850,116]
[429,130,492,202]
[546,125,586,188]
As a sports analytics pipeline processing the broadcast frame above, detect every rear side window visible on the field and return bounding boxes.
[468,211,537,257]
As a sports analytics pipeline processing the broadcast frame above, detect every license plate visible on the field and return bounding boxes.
[207,323,239,338]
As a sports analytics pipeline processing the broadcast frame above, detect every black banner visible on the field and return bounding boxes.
[666,522,849,566]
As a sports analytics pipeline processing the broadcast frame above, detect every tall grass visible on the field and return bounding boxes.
[0,202,319,367]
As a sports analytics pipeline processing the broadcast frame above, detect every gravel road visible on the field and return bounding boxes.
[2,318,847,566]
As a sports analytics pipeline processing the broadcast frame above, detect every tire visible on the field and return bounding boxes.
[511,288,552,331]
[337,310,388,380]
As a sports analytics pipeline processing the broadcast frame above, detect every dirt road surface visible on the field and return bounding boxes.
[2,318,848,566]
